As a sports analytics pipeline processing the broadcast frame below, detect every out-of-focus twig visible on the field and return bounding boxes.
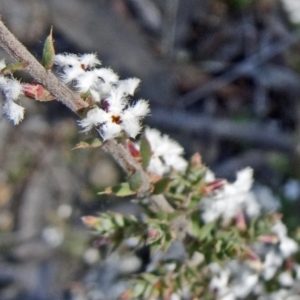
[149,108,294,154]
[179,34,300,107]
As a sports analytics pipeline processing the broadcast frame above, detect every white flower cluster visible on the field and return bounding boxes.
[201,169,300,299]
[209,221,300,300]
[142,127,188,176]
[0,60,25,125]
[200,168,260,224]
[55,53,150,140]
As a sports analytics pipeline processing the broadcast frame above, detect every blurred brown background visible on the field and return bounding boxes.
[1,0,300,299]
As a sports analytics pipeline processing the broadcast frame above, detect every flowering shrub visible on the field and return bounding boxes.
[0,21,299,300]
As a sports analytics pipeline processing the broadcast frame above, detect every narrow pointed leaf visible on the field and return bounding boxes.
[98,182,136,197]
[153,177,171,195]
[73,138,102,150]
[1,61,28,75]
[140,134,152,169]
[128,171,143,192]
[42,27,55,70]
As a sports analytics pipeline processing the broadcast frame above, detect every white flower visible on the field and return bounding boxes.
[200,168,260,223]
[231,272,258,298]
[279,236,298,258]
[272,221,299,258]
[79,88,149,140]
[262,250,283,280]
[3,100,25,125]
[278,271,294,287]
[143,127,188,176]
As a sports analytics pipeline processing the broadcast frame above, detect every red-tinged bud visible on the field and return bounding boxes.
[285,258,295,270]
[126,140,141,158]
[236,210,247,231]
[201,179,225,194]
[147,227,162,244]
[119,290,132,300]
[258,235,279,244]
[22,83,55,101]
[190,152,202,169]
[81,216,99,228]
[246,247,260,261]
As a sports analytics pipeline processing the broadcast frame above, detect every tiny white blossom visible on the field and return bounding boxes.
[143,127,188,176]
[262,250,283,280]
[3,100,25,125]
[79,93,148,140]
[79,53,101,69]
[279,236,299,258]
[272,221,299,258]
[201,168,260,223]
[278,271,294,287]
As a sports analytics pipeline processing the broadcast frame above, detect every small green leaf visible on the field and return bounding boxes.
[128,171,143,192]
[98,182,136,197]
[153,177,171,194]
[198,222,215,241]
[215,240,222,253]
[1,61,28,75]
[73,138,102,149]
[42,27,55,70]
[113,212,125,227]
[140,134,152,169]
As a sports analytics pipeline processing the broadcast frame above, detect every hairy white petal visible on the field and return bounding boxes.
[79,53,101,68]
[122,117,142,138]
[54,53,80,68]
[3,100,25,125]
[60,66,84,84]
[0,75,8,87]
[101,122,122,140]
[93,68,119,84]
[90,89,101,102]
[106,89,126,114]
[4,79,23,100]
[126,100,150,118]
[78,107,109,132]
[75,71,98,92]
[117,78,141,96]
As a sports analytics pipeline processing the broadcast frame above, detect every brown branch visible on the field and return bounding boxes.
[0,20,175,214]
